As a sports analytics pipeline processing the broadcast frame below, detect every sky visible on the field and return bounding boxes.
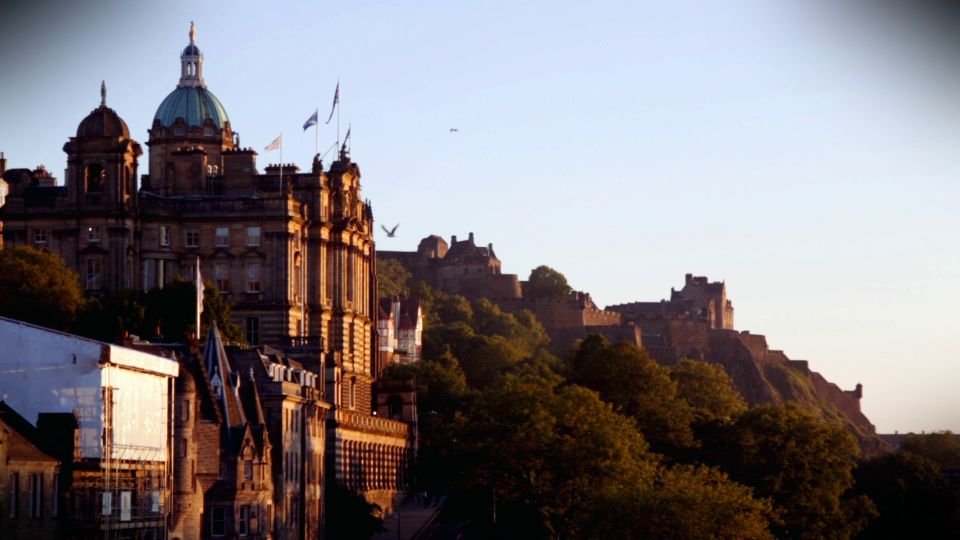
[1,0,958,433]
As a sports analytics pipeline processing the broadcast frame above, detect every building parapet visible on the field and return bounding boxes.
[335,409,411,439]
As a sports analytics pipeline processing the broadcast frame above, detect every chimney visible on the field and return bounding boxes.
[451,235,457,244]
[468,232,474,243]
[0,151,6,176]
[685,273,693,284]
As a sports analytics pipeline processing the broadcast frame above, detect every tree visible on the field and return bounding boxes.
[703,404,873,540]
[524,265,572,299]
[0,245,85,330]
[595,464,775,540]
[73,290,145,342]
[568,335,696,451]
[455,370,657,539]
[898,431,960,470]
[142,278,244,342]
[376,258,411,298]
[670,358,747,423]
[850,451,960,539]
[325,482,386,539]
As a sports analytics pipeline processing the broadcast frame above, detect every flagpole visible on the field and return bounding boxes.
[315,107,319,157]
[279,134,283,194]
[337,81,341,153]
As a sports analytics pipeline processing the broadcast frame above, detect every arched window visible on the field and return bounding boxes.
[85,163,105,193]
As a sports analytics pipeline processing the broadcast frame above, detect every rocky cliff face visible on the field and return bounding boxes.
[653,326,888,456]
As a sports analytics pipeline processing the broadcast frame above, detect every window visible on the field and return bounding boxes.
[244,460,253,481]
[32,228,47,245]
[211,506,226,536]
[179,399,190,422]
[246,226,261,247]
[86,258,102,290]
[177,437,187,458]
[29,473,42,518]
[214,262,230,293]
[215,227,229,247]
[246,262,261,292]
[85,163,104,193]
[9,473,18,518]
[52,475,58,517]
[160,226,170,247]
[349,378,357,410]
[245,317,260,346]
[239,505,250,536]
[87,226,101,243]
[185,229,199,248]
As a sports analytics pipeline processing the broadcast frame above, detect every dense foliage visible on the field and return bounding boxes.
[383,278,960,539]
[0,245,85,329]
[524,265,572,299]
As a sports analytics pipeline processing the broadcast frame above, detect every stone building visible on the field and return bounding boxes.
[0,22,413,537]
[0,316,179,539]
[0,402,61,540]
[379,232,522,299]
[377,297,423,368]
[381,232,642,352]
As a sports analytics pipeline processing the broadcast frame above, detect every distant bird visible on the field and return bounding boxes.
[449,128,459,133]
[381,224,399,238]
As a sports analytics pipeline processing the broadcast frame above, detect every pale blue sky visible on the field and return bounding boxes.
[1,0,958,433]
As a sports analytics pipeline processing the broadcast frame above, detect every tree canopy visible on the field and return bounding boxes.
[0,245,85,329]
[525,265,572,299]
[377,258,411,298]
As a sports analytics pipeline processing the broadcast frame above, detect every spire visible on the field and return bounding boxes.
[179,21,205,88]
[100,80,106,107]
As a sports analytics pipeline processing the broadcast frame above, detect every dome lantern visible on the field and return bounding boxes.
[179,21,204,88]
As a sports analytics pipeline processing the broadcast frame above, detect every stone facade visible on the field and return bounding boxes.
[379,232,522,299]
[0,24,413,538]
[0,403,61,540]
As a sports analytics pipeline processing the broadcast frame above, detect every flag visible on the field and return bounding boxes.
[325,81,339,124]
[195,257,204,336]
[303,109,318,131]
[343,126,351,145]
[264,134,282,152]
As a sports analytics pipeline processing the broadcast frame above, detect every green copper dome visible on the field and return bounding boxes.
[153,86,229,129]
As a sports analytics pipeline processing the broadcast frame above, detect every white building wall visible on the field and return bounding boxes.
[0,317,177,460]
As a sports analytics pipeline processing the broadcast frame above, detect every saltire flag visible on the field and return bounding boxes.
[195,257,204,336]
[325,81,339,124]
[303,109,318,131]
[264,134,282,152]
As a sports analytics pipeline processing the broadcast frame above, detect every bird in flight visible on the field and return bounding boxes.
[381,224,399,237]
[449,128,459,133]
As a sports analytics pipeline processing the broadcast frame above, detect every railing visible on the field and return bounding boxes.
[336,409,411,438]
[138,194,297,217]
[283,335,325,349]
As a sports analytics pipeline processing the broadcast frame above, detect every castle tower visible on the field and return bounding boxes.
[145,22,235,196]
[61,82,142,290]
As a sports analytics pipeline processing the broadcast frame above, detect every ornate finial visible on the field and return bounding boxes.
[189,21,196,43]
[100,80,106,106]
